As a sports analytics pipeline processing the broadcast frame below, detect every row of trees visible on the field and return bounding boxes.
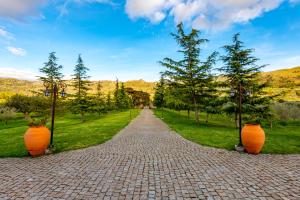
[154,23,273,127]
[2,53,150,123]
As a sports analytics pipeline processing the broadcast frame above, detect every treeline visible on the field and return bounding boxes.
[1,53,150,124]
[154,23,279,127]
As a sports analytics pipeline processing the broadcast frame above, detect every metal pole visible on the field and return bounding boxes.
[238,83,242,147]
[50,83,57,148]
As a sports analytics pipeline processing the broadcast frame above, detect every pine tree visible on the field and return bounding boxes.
[153,77,166,108]
[160,23,217,123]
[114,78,120,108]
[220,33,273,145]
[70,54,90,122]
[72,54,90,98]
[119,83,131,109]
[90,81,106,115]
[107,92,113,110]
[39,52,63,84]
[96,81,103,99]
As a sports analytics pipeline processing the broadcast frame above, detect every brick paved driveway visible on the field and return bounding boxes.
[0,109,299,200]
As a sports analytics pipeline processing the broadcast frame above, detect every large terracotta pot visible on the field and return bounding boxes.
[24,126,51,157]
[242,124,265,154]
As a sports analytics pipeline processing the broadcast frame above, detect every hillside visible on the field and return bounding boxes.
[260,66,300,101]
[0,79,156,102]
[0,66,299,102]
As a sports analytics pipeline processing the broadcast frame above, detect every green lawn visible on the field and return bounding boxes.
[0,109,140,158]
[154,109,300,154]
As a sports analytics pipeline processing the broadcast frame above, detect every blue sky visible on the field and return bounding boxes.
[0,0,299,81]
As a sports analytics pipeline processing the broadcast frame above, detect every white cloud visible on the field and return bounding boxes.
[125,0,290,30]
[0,0,46,20]
[0,67,38,80]
[6,46,26,56]
[126,0,180,23]
[0,28,14,40]
[57,0,116,17]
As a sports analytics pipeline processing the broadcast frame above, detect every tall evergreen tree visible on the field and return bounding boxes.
[72,55,90,98]
[107,92,113,110]
[153,76,166,108]
[114,78,120,108]
[119,83,131,109]
[96,81,103,99]
[70,55,90,122]
[220,33,273,145]
[39,52,63,84]
[160,23,217,123]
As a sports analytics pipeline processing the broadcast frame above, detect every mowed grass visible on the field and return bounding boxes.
[0,109,140,158]
[154,109,300,154]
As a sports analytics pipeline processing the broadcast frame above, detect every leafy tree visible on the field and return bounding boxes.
[160,23,217,123]
[126,88,150,107]
[220,33,273,134]
[6,95,32,119]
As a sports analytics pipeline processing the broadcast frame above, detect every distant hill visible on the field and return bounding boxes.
[0,78,156,102]
[260,66,300,101]
[0,66,299,102]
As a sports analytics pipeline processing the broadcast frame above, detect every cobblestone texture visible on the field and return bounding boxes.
[0,109,299,200]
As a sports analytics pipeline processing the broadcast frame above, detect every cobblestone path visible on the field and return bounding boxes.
[0,109,299,200]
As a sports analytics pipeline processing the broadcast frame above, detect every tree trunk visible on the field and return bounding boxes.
[187,109,190,119]
[24,112,30,120]
[235,112,238,129]
[206,112,209,124]
[193,96,199,124]
[81,112,84,122]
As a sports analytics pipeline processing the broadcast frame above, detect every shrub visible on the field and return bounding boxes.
[271,102,300,121]
[0,106,17,125]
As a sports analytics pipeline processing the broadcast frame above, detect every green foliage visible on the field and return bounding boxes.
[70,55,92,121]
[70,97,93,122]
[39,52,63,84]
[160,23,217,123]
[155,109,300,154]
[220,33,273,124]
[271,102,300,121]
[153,77,166,108]
[28,118,47,127]
[72,54,90,98]
[113,80,132,109]
[0,109,140,157]
[6,95,33,117]
[126,87,150,107]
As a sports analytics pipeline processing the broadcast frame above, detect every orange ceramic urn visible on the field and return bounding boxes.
[24,126,51,157]
[242,124,265,154]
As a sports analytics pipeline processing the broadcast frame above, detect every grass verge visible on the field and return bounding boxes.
[0,109,140,158]
[154,109,300,154]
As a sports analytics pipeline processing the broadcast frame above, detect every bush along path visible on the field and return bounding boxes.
[0,109,299,199]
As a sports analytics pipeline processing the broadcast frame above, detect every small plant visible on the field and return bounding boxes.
[28,118,47,127]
